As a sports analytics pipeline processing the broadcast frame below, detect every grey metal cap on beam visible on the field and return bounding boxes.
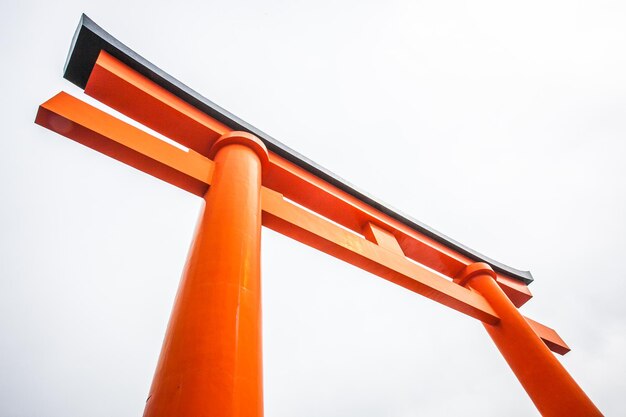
[62,14,533,285]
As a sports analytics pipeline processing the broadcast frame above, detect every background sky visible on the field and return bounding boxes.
[2,1,625,416]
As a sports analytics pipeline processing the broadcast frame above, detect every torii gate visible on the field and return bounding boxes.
[35,15,602,417]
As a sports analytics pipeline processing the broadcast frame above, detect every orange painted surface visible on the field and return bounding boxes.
[35,92,213,196]
[262,187,499,324]
[457,263,602,417]
[496,274,532,308]
[34,39,601,415]
[84,50,533,307]
[86,50,230,156]
[363,222,405,256]
[524,316,571,355]
[143,133,266,417]
[34,92,497,323]
[35,92,567,354]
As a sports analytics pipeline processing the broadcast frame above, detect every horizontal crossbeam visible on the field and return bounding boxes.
[84,50,533,307]
[66,15,536,286]
[36,92,213,196]
[35,92,568,354]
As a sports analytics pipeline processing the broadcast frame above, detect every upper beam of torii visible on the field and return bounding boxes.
[35,14,602,417]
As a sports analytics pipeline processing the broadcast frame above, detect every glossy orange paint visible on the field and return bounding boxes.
[524,316,570,355]
[35,92,213,196]
[85,50,230,155]
[35,92,569,354]
[84,50,533,307]
[262,187,500,324]
[363,222,405,256]
[456,263,602,417]
[34,48,595,413]
[35,93,497,323]
[143,132,267,417]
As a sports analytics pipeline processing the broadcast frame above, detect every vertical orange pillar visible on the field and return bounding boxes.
[456,263,602,417]
[144,132,268,417]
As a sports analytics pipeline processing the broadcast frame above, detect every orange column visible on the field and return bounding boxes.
[144,132,269,417]
[456,263,602,417]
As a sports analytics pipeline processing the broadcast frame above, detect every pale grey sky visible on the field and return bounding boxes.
[1,1,625,416]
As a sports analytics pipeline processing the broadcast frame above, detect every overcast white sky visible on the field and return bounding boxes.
[2,1,625,416]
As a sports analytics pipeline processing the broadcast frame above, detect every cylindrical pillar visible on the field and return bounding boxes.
[144,132,269,417]
[456,263,602,417]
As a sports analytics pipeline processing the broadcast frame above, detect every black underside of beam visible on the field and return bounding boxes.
[62,14,533,285]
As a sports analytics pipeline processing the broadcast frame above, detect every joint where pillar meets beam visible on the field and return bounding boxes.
[79,49,535,307]
[261,187,499,324]
[455,263,600,416]
[35,90,568,354]
[63,14,535,287]
[34,14,603,417]
[145,125,266,417]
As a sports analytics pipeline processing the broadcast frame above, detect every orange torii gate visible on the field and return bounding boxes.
[35,15,601,417]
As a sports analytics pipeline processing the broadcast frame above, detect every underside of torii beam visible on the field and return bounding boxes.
[35,14,602,417]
